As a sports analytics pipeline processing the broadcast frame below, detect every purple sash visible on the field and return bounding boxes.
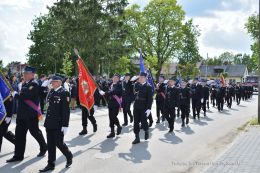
[113,95,122,109]
[24,99,43,120]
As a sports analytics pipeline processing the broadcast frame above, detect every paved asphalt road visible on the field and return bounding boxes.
[0,96,257,173]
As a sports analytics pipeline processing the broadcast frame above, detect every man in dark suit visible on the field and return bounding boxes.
[132,72,153,144]
[163,77,179,132]
[226,84,234,108]
[7,66,47,162]
[190,78,203,119]
[235,83,242,105]
[99,74,123,138]
[39,75,73,172]
[179,80,190,127]
[210,85,217,107]
[216,83,226,111]
[201,80,209,116]
[155,75,166,123]
[122,73,134,126]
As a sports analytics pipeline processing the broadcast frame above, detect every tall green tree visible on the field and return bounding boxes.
[245,13,259,72]
[178,63,200,79]
[219,52,235,65]
[61,51,73,76]
[124,0,185,79]
[206,56,222,66]
[178,19,202,65]
[113,56,131,75]
[27,15,62,75]
[28,0,129,76]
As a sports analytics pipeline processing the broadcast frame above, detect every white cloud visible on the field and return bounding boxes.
[191,0,258,58]
[0,0,56,66]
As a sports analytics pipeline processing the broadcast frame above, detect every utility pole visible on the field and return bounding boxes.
[258,1,260,124]
[206,53,208,80]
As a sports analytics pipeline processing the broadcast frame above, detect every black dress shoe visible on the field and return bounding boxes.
[186,118,189,124]
[149,121,153,127]
[66,154,73,168]
[168,128,173,133]
[107,132,115,138]
[144,131,149,140]
[39,165,55,172]
[156,119,160,123]
[132,137,140,144]
[117,126,122,135]
[122,123,128,126]
[6,157,23,162]
[37,149,47,157]
[93,124,97,133]
[79,129,88,135]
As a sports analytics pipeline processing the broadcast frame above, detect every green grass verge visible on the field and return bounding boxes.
[249,118,260,126]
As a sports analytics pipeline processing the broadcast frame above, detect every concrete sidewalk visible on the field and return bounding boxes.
[204,126,260,173]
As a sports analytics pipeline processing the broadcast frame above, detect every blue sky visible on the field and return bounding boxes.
[0,0,258,65]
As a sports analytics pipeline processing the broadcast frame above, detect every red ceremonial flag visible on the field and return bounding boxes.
[77,58,97,110]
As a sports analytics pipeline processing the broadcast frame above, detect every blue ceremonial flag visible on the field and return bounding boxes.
[139,49,146,73]
[176,76,182,87]
[139,49,155,95]
[0,94,7,125]
[0,74,11,125]
[146,69,155,95]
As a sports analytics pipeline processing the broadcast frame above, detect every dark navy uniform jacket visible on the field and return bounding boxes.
[122,81,134,102]
[133,82,153,110]
[216,87,226,99]
[44,87,70,129]
[179,87,190,106]
[202,86,210,100]
[164,85,180,109]
[105,82,123,109]
[156,83,166,102]
[191,83,203,100]
[16,79,40,120]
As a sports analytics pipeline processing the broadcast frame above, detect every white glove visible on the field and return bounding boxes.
[94,105,98,111]
[201,98,204,103]
[42,79,51,87]
[11,91,18,97]
[145,109,151,117]
[61,127,68,135]
[131,76,138,81]
[5,117,12,124]
[99,90,105,96]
